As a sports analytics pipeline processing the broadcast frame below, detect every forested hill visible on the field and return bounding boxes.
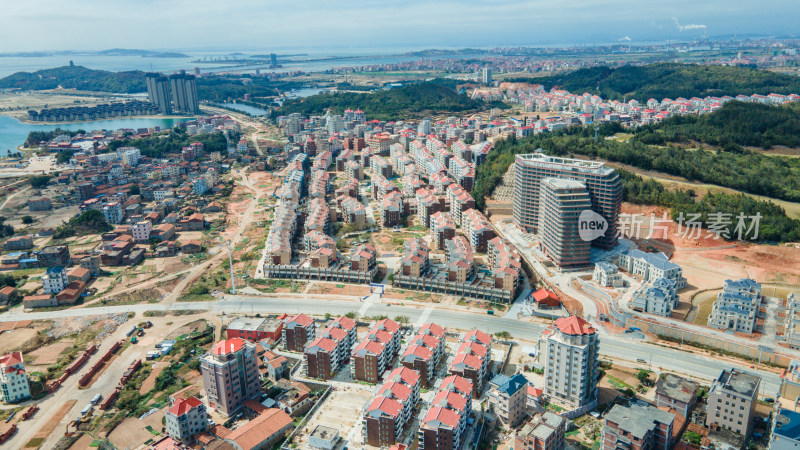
[276,82,491,121]
[472,124,800,243]
[0,66,147,93]
[509,63,800,102]
[635,100,800,148]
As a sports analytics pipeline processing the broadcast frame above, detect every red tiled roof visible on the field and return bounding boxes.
[210,338,247,356]
[367,396,402,418]
[168,396,203,416]
[423,406,461,429]
[225,408,292,450]
[554,316,596,335]
[0,351,23,367]
[286,313,314,327]
[388,366,421,386]
[441,375,473,395]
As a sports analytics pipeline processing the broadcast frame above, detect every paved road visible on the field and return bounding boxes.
[1,295,781,395]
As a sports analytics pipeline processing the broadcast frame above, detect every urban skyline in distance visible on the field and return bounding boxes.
[1,0,799,53]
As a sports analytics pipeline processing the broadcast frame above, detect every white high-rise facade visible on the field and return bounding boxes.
[542,316,599,409]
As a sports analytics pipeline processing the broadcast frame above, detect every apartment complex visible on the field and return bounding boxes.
[363,366,421,447]
[283,313,316,352]
[513,152,622,249]
[353,318,402,383]
[602,404,675,450]
[514,412,566,450]
[0,352,30,403]
[418,376,473,450]
[537,177,593,268]
[165,397,207,443]
[706,369,761,437]
[707,279,762,334]
[200,338,261,416]
[541,316,599,409]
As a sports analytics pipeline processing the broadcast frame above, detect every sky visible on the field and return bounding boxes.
[1,0,799,53]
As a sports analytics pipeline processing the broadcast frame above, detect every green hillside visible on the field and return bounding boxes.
[510,63,800,102]
[0,65,146,93]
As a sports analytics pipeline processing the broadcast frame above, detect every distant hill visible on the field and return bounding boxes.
[97,48,189,58]
[0,65,146,93]
[277,82,491,121]
[508,63,800,102]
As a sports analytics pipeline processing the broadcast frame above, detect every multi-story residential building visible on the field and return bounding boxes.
[785,294,800,349]
[707,279,762,334]
[617,249,687,288]
[461,209,495,253]
[706,368,761,437]
[42,266,69,294]
[449,330,492,396]
[401,323,446,388]
[429,211,456,251]
[102,201,125,224]
[363,367,420,447]
[514,412,566,450]
[541,316,599,409]
[537,177,592,268]
[37,245,70,268]
[200,338,261,416]
[655,374,699,418]
[283,313,316,352]
[418,386,471,450]
[130,220,153,244]
[593,262,621,287]
[353,319,402,383]
[416,188,439,228]
[165,397,207,443]
[447,183,475,227]
[602,404,675,450]
[305,317,356,381]
[771,408,800,449]
[4,235,33,251]
[0,352,30,403]
[513,152,622,249]
[381,191,404,227]
[487,373,529,427]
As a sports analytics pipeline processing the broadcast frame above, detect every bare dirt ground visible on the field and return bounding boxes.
[107,410,165,449]
[0,327,40,355]
[27,338,75,366]
[26,399,76,447]
[67,432,95,450]
[140,361,168,395]
[292,388,373,449]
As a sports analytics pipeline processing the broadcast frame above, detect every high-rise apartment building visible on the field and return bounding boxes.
[169,71,200,114]
[513,151,622,249]
[538,178,592,268]
[541,316,599,409]
[200,338,261,416]
[145,73,172,115]
[480,68,492,85]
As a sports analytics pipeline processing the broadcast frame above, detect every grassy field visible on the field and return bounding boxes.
[691,290,722,325]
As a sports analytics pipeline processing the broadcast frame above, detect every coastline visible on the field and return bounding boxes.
[0,111,199,125]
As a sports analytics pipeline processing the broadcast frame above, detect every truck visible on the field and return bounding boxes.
[487,310,494,315]
[137,328,144,337]
[126,326,137,337]
[90,394,103,405]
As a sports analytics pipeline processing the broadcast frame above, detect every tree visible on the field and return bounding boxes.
[637,370,650,383]
[129,185,141,196]
[21,216,33,224]
[683,431,702,446]
[29,175,51,189]
[393,315,409,325]
[494,331,511,339]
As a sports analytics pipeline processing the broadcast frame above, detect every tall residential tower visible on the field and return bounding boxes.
[541,316,599,410]
[538,178,592,268]
[513,151,622,249]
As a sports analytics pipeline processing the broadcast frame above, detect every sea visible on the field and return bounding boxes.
[0,115,189,155]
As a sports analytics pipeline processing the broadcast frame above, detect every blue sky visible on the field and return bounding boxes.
[1,0,798,53]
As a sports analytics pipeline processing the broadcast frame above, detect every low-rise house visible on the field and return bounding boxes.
[262,350,289,381]
[3,236,33,251]
[165,397,207,443]
[23,294,56,308]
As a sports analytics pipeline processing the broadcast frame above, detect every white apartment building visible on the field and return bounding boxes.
[631,278,678,317]
[165,397,207,443]
[0,352,31,403]
[541,316,599,410]
[42,266,69,294]
[130,221,153,244]
[102,201,124,224]
[617,249,687,288]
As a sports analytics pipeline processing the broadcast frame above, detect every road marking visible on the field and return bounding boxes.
[358,294,377,316]
[415,307,433,328]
